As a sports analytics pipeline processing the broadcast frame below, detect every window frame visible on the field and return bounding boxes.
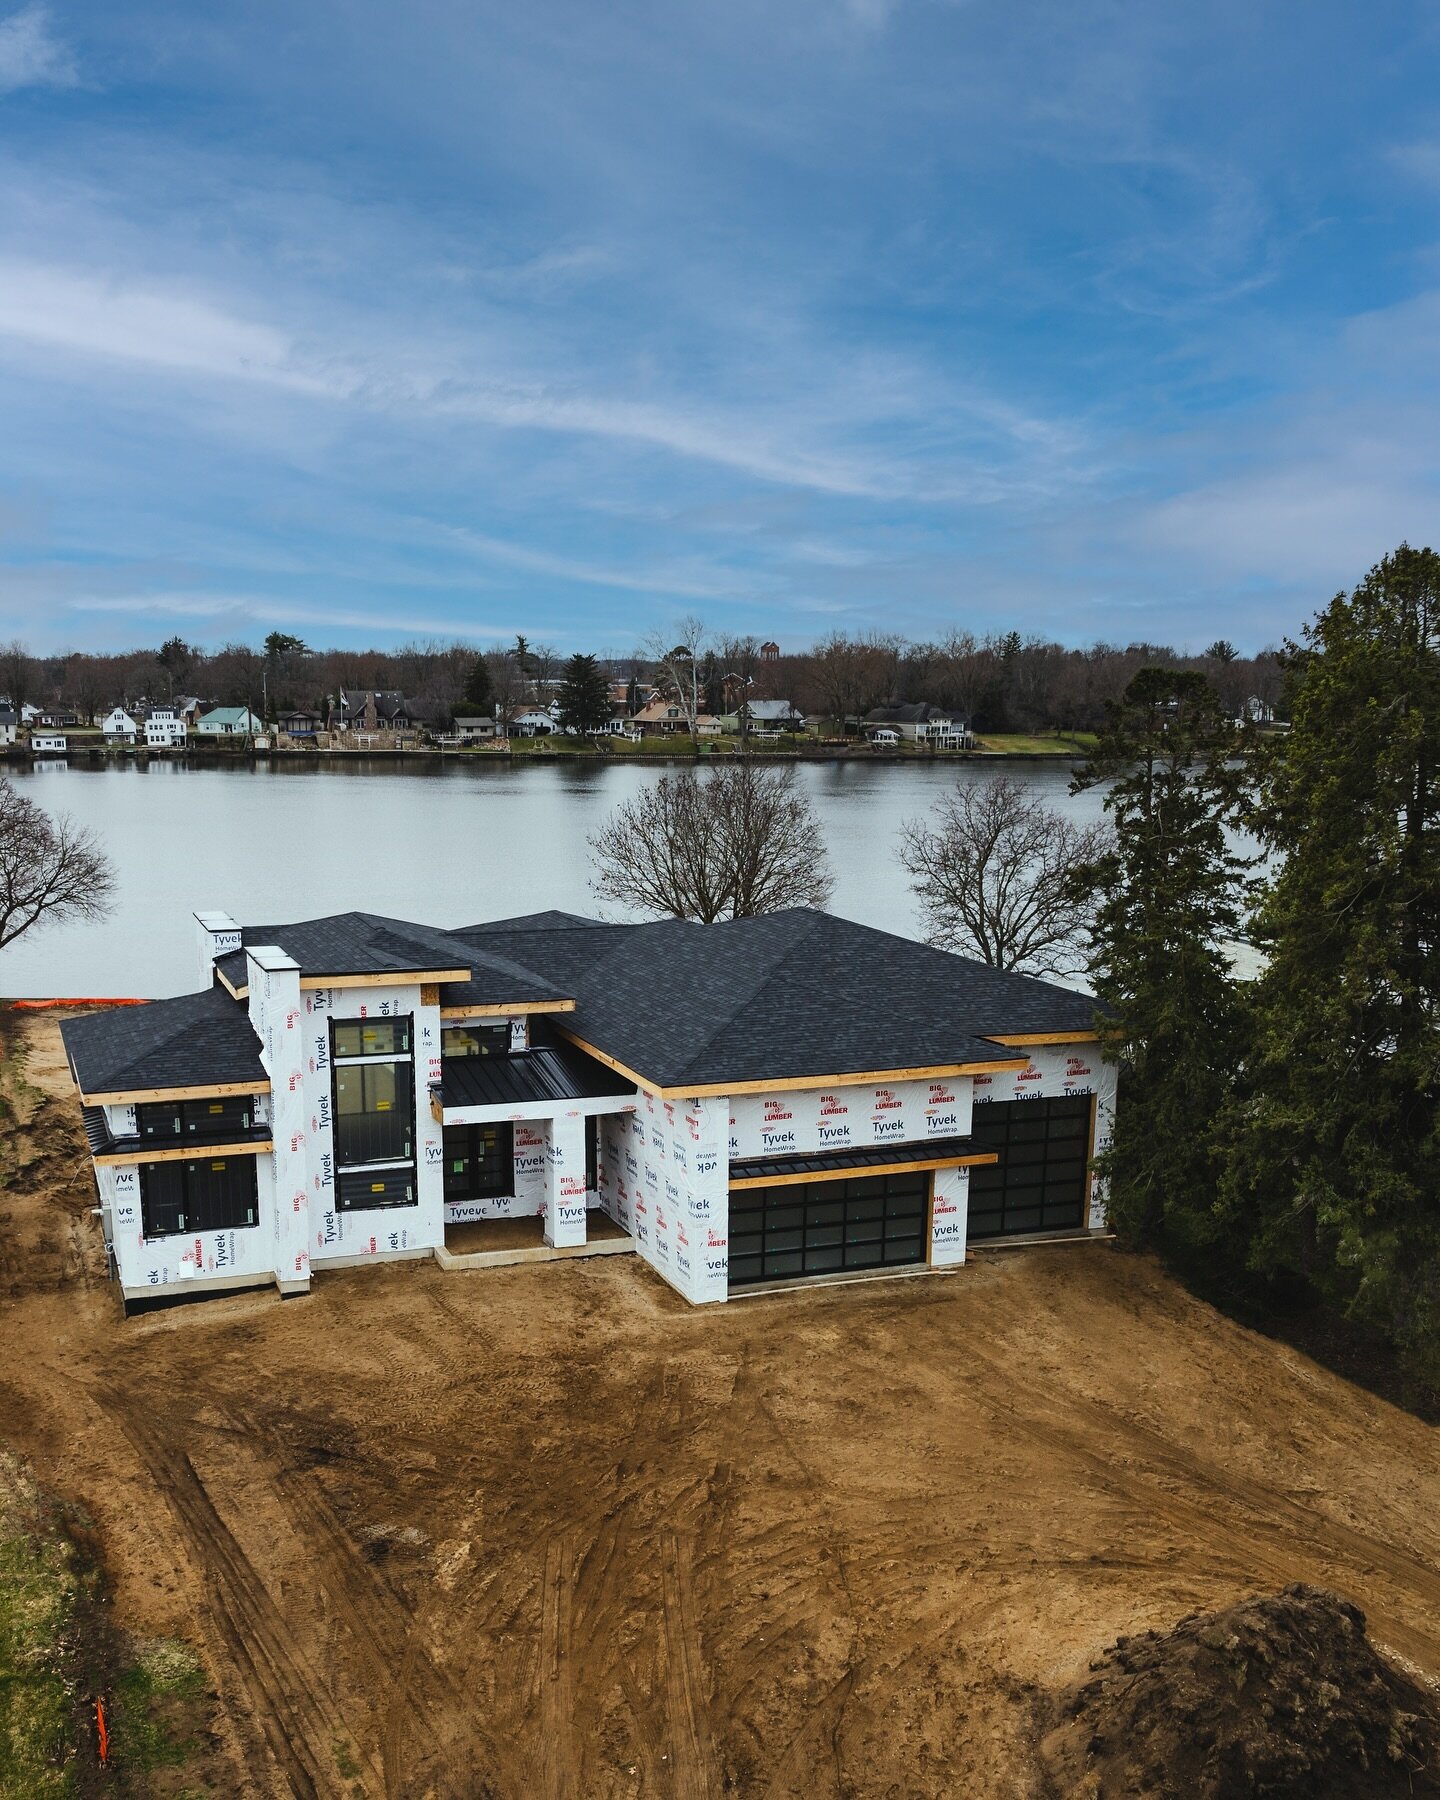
[442,1121,515,1202]
[329,1012,418,1211]
[139,1155,260,1240]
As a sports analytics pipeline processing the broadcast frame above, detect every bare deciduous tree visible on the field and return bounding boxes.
[643,616,707,747]
[589,764,833,922]
[899,775,1109,976]
[0,779,116,951]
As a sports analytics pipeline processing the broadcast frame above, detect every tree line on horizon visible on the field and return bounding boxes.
[0,624,1285,737]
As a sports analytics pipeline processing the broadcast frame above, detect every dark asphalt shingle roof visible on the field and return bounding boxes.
[455,908,1098,1090]
[116,903,1095,1101]
[61,989,266,1099]
[212,912,569,1008]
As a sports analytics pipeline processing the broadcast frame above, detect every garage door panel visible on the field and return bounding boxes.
[729,1168,931,1289]
[969,1097,1090,1240]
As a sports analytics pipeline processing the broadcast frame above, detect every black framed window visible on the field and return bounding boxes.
[441,1023,511,1058]
[329,1014,417,1210]
[332,1017,411,1059]
[443,1122,513,1200]
[333,1060,413,1166]
[338,1167,416,1211]
[136,1096,255,1140]
[140,1156,259,1239]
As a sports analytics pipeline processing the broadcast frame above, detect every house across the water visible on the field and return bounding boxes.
[60,908,1115,1310]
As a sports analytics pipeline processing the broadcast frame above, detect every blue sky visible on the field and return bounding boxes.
[1,0,1437,656]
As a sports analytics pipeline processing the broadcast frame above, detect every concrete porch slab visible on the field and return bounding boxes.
[434,1210,636,1271]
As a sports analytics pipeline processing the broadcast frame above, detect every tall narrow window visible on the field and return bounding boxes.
[330,1014,417,1211]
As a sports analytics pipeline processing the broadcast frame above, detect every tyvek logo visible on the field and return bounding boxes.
[818,1123,851,1145]
[705,1256,727,1279]
[933,1220,962,1242]
[874,1116,906,1139]
[926,1111,959,1134]
[695,1151,718,1178]
[664,1177,681,1204]
[762,1128,797,1150]
[424,1140,443,1164]
[676,1249,691,1279]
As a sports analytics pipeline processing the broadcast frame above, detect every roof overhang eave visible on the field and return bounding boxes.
[553,1027,1029,1100]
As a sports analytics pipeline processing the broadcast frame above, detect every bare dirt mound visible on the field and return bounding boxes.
[1038,1584,1440,1798]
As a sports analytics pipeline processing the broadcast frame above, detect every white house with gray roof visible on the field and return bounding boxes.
[61,907,1116,1311]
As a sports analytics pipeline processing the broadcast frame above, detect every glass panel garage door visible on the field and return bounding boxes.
[728,1171,929,1289]
[967,1096,1090,1239]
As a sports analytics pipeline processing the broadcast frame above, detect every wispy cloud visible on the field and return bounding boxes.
[76,592,521,639]
[0,4,75,94]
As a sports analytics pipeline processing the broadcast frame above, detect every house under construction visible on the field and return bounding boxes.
[60,908,1116,1308]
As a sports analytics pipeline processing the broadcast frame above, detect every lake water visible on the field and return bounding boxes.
[3,757,1107,998]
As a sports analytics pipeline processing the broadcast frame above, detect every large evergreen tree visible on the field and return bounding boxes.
[462,653,493,712]
[1219,545,1440,1370]
[556,653,611,736]
[1073,668,1251,1258]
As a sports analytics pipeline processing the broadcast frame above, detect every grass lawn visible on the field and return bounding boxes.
[0,1455,80,1798]
[974,731,1098,755]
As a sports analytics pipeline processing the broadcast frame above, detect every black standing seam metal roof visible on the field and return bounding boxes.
[436,1043,636,1111]
[728,1135,989,1184]
[61,988,268,1099]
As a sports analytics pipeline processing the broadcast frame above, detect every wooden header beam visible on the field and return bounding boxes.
[984,1031,1101,1047]
[81,1079,270,1107]
[439,999,577,1020]
[730,1150,998,1190]
[93,1138,274,1168]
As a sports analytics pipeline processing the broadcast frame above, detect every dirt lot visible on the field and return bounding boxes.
[2,1010,1439,1799]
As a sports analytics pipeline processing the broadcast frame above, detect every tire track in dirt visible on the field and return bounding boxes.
[108,1392,380,1798]
[539,1531,578,1799]
[660,1527,717,1800]
[958,1344,1440,1665]
[232,1412,509,1799]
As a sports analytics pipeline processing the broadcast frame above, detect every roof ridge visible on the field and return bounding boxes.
[672,910,827,1084]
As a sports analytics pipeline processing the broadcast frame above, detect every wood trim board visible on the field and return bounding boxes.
[81,1079,270,1106]
[554,1028,1028,1099]
[729,1150,998,1190]
[93,1139,274,1168]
